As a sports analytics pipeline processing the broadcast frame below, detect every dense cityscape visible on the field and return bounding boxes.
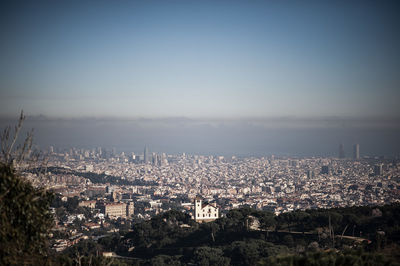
[16,144,399,253]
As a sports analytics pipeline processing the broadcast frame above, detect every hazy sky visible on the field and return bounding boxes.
[1,0,399,118]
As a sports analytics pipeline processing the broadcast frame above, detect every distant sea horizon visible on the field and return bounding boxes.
[1,116,399,158]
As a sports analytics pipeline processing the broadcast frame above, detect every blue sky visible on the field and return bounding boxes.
[1,0,399,118]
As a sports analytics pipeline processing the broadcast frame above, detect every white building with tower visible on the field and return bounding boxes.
[194,196,219,223]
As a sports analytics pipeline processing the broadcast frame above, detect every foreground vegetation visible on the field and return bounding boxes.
[52,203,400,265]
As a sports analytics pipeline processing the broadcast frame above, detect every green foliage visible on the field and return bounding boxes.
[262,249,400,266]
[225,240,288,266]
[66,196,80,213]
[131,209,194,246]
[122,205,400,265]
[98,233,121,251]
[191,246,230,266]
[62,239,99,258]
[0,164,54,265]
[54,252,128,266]
[220,207,276,232]
[273,204,400,247]
[150,254,181,266]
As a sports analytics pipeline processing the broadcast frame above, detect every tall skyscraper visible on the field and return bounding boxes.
[353,144,360,159]
[338,144,345,159]
[307,170,314,179]
[97,147,102,158]
[374,164,383,176]
[144,145,149,164]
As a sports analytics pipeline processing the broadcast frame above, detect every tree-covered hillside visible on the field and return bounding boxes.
[80,204,400,265]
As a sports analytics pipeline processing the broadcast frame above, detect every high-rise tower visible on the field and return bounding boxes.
[144,145,149,164]
[339,144,345,159]
[374,164,383,176]
[353,144,360,159]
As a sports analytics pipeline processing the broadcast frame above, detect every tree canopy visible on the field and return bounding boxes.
[0,164,54,265]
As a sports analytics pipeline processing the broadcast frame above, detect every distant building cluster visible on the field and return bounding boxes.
[337,143,360,160]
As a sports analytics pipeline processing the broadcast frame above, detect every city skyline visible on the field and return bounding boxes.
[47,142,371,161]
[1,115,398,157]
